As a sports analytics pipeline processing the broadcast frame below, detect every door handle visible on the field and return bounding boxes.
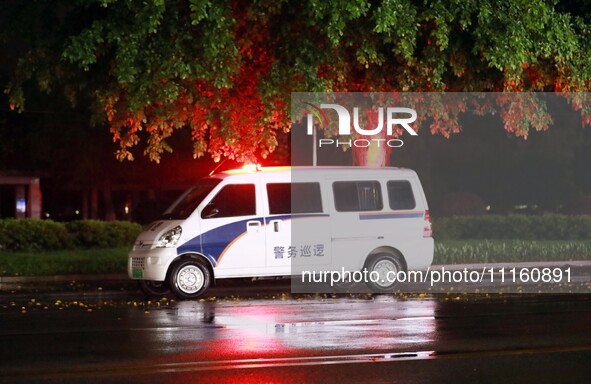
[270,220,281,232]
[247,221,261,231]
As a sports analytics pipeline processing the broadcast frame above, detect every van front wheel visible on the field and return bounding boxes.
[365,254,404,293]
[170,259,211,300]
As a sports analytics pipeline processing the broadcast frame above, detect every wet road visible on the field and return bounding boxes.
[1,282,590,383]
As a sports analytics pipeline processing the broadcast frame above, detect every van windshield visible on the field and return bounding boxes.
[161,178,222,220]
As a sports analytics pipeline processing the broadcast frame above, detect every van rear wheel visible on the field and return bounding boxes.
[170,259,211,300]
[365,254,404,293]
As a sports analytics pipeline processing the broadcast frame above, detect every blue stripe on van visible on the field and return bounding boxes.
[359,211,424,220]
[177,213,329,266]
[177,218,262,267]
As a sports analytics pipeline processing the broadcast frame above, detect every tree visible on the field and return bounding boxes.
[3,0,591,166]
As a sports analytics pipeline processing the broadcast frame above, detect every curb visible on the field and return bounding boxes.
[432,260,591,270]
[0,274,128,284]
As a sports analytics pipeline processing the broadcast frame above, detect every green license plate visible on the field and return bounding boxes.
[132,268,144,279]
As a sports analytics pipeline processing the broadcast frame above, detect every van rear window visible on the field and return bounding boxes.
[267,183,323,214]
[387,180,416,210]
[333,181,383,212]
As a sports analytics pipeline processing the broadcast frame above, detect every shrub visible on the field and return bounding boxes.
[0,219,142,252]
[65,220,142,248]
[433,214,591,240]
[65,220,107,248]
[102,221,143,247]
[0,219,72,252]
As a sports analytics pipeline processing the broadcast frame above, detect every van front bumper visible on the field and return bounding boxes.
[128,248,177,281]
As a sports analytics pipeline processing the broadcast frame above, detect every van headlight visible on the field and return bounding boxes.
[156,226,182,248]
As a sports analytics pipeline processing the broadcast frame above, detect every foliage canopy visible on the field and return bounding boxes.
[3,0,591,162]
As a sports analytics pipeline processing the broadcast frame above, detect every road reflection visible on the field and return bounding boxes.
[138,296,437,358]
[2,291,589,384]
[124,296,438,383]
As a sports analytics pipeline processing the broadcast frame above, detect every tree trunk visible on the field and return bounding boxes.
[90,188,99,219]
[102,185,116,221]
[351,109,392,166]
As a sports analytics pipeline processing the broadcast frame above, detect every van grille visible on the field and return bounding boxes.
[131,257,146,269]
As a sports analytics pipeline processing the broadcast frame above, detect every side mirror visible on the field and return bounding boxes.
[202,206,219,219]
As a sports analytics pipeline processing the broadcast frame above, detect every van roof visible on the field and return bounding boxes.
[218,165,417,177]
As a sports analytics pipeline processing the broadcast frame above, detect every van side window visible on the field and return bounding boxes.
[387,180,416,210]
[333,181,383,212]
[201,184,256,219]
[267,183,323,214]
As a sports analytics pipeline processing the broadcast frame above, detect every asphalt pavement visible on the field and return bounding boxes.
[1,285,590,383]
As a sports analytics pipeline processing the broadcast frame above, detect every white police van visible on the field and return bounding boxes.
[128,166,433,299]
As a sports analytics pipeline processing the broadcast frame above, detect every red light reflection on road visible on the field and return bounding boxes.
[142,297,437,367]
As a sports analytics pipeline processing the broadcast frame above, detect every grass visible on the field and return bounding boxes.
[1,240,590,277]
[434,239,591,265]
[0,247,129,276]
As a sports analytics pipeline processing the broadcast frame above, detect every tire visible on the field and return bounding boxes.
[364,253,404,293]
[169,259,211,300]
[138,280,171,297]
